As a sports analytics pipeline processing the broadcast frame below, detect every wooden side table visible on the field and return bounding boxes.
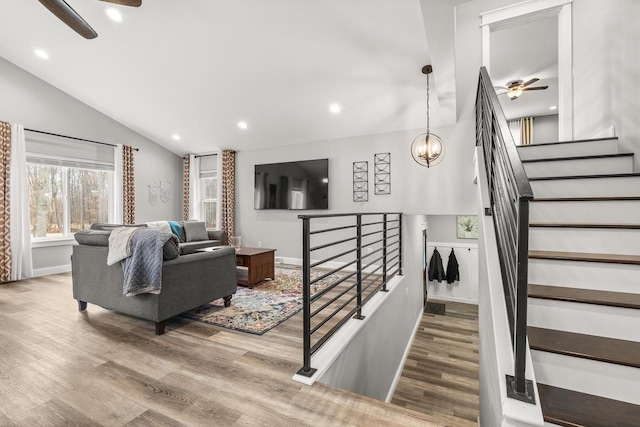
[235,247,276,288]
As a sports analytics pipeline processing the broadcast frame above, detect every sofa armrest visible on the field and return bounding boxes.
[207,229,228,246]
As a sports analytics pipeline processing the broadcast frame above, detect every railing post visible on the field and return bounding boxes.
[381,214,388,292]
[296,217,317,377]
[514,197,531,393]
[398,213,403,275]
[354,215,365,320]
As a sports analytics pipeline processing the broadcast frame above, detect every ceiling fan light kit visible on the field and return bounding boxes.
[411,64,445,168]
[37,0,141,40]
[501,77,549,100]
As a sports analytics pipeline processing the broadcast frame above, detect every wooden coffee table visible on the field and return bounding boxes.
[235,247,276,288]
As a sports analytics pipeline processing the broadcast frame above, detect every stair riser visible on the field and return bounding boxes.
[528,298,640,341]
[530,200,640,224]
[530,177,640,198]
[528,258,640,293]
[531,350,640,405]
[524,156,633,178]
[529,227,640,255]
[517,139,619,161]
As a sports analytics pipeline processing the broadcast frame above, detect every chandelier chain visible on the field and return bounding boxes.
[426,72,430,135]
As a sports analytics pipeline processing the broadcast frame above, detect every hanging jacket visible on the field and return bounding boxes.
[446,248,460,284]
[428,248,445,282]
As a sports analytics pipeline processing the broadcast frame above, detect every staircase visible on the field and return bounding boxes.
[519,137,640,426]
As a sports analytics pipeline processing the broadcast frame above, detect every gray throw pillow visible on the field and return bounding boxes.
[183,221,209,242]
[163,235,180,260]
[74,229,111,246]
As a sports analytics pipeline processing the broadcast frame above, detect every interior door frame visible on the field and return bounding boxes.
[480,0,573,140]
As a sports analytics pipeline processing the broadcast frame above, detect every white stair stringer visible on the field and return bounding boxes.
[531,349,640,405]
[524,155,633,178]
[528,258,640,294]
[528,298,640,342]
[530,199,640,224]
[529,227,640,255]
[517,138,619,161]
[530,175,640,198]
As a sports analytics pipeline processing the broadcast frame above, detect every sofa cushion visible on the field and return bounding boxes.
[179,240,222,255]
[168,220,184,242]
[90,223,147,231]
[74,229,111,246]
[183,221,208,242]
[75,228,180,261]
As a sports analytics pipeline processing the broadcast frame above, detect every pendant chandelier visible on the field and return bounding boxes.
[411,65,445,168]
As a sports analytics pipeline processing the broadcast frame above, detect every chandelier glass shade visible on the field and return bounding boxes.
[411,132,445,167]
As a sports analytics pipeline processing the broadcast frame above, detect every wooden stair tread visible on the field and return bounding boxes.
[529,250,640,265]
[528,327,640,368]
[517,136,618,147]
[521,152,633,163]
[528,284,640,309]
[530,222,640,229]
[532,196,640,202]
[529,172,640,181]
[537,383,640,427]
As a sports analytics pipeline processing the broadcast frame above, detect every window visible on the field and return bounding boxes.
[25,130,116,241]
[201,173,218,229]
[27,164,113,239]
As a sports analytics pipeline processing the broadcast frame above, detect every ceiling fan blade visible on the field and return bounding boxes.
[99,0,142,6]
[521,78,539,87]
[38,0,97,39]
[523,86,549,91]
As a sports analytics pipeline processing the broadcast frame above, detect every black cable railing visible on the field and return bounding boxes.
[476,67,536,404]
[296,212,403,377]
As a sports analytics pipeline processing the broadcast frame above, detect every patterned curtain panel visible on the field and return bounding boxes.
[0,122,11,282]
[221,150,236,237]
[520,117,534,146]
[122,145,135,224]
[183,155,190,221]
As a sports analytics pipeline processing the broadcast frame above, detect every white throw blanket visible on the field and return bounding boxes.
[107,227,139,266]
[146,220,172,234]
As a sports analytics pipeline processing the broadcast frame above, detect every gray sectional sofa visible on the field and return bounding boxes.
[71,222,237,334]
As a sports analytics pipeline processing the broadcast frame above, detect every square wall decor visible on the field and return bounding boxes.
[374,153,390,195]
[353,161,368,202]
[457,215,479,239]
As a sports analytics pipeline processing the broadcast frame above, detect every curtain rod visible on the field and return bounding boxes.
[194,153,217,158]
[25,128,139,151]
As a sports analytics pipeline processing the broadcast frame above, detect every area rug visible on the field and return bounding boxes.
[180,267,343,335]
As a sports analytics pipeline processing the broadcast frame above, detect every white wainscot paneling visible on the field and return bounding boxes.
[426,242,478,304]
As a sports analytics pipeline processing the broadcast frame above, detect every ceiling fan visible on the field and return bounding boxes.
[496,78,549,100]
[37,0,141,39]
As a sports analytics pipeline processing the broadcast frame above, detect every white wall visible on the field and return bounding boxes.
[0,57,183,274]
[237,127,477,260]
[316,214,426,401]
[532,114,558,144]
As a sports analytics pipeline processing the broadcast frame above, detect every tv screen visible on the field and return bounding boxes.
[254,159,329,210]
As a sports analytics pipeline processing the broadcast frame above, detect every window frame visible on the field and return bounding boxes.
[200,170,219,230]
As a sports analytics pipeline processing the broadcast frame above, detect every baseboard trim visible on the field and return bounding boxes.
[33,264,71,277]
[385,306,424,402]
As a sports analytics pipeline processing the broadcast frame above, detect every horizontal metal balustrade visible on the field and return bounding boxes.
[296,212,403,377]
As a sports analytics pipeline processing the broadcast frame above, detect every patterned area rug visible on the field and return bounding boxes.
[180,267,342,335]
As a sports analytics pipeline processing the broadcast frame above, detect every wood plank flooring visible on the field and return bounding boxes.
[391,300,479,427]
[0,272,472,426]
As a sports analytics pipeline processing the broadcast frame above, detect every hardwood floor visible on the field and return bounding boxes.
[391,300,479,427]
[0,273,471,426]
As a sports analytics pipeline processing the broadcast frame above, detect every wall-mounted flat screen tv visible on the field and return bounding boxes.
[254,158,329,210]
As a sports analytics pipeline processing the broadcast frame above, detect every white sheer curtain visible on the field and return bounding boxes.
[508,119,522,145]
[10,124,33,280]
[113,144,124,224]
[188,154,201,220]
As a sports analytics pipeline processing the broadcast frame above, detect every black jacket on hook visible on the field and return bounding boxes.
[428,248,445,282]
[446,248,460,284]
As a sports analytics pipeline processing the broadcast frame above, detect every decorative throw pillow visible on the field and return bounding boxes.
[163,235,180,260]
[168,220,184,243]
[183,221,209,242]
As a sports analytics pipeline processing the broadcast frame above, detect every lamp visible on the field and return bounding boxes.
[411,65,445,167]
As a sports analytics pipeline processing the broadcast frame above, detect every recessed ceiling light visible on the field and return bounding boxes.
[549,105,557,110]
[34,49,49,60]
[172,134,181,141]
[238,121,248,129]
[329,103,341,114]
[106,8,123,23]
